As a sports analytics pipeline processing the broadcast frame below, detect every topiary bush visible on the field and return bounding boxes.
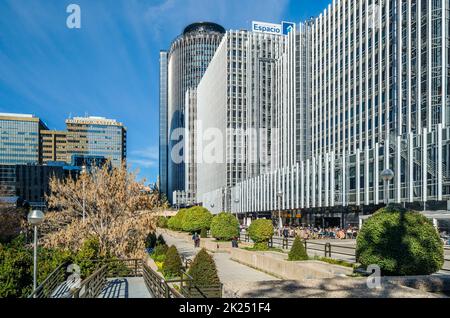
[152,244,168,262]
[157,216,168,228]
[145,232,157,249]
[156,234,166,246]
[288,237,308,261]
[200,228,208,238]
[182,207,213,233]
[162,245,182,278]
[168,209,189,231]
[210,212,239,241]
[248,219,274,251]
[188,248,220,287]
[356,206,444,276]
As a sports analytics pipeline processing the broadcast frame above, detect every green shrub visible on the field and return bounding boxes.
[168,209,189,231]
[210,212,239,241]
[200,228,208,238]
[288,237,308,261]
[157,216,169,228]
[152,244,168,262]
[188,248,220,287]
[0,236,33,298]
[145,232,157,249]
[74,237,101,278]
[248,219,273,251]
[356,206,444,276]
[162,246,182,278]
[0,235,74,298]
[156,234,166,246]
[182,207,213,232]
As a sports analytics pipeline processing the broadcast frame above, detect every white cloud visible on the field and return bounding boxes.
[128,146,159,169]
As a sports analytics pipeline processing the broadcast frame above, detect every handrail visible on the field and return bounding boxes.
[28,262,69,298]
[70,264,108,298]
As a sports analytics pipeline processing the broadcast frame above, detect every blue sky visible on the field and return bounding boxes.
[0,0,331,184]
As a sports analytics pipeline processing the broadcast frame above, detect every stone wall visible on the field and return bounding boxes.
[230,248,353,280]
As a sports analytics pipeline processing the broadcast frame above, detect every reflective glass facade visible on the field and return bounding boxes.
[0,113,46,165]
[66,117,127,168]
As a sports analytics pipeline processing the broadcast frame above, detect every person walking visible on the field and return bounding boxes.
[192,232,200,248]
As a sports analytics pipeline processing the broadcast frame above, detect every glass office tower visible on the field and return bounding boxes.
[0,113,47,165]
[66,116,127,168]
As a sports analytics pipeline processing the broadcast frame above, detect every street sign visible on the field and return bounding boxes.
[282,21,295,35]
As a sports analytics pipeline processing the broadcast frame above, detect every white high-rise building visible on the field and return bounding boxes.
[196,30,286,213]
[230,0,450,227]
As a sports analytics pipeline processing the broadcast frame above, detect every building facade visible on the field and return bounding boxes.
[40,130,69,164]
[229,0,450,227]
[159,51,169,197]
[196,30,286,213]
[0,113,48,165]
[165,22,225,203]
[66,116,127,168]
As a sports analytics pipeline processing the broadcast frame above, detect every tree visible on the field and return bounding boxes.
[0,236,33,298]
[0,185,27,244]
[182,206,213,232]
[248,219,274,250]
[162,245,182,278]
[42,162,161,259]
[188,248,220,287]
[288,237,308,261]
[210,212,239,241]
[356,206,444,276]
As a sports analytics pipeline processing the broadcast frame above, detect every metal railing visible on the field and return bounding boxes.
[71,264,108,298]
[28,262,69,298]
[240,234,450,272]
[142,262,182,298]
[142,262,222,298]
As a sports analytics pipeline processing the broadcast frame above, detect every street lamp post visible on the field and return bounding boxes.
[28,209,45,294]
[381,169,395,206]
[277,191,283,232]
[234,199,239,221]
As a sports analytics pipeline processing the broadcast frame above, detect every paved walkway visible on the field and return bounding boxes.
[99,277,152,298]
[158,231,279,290]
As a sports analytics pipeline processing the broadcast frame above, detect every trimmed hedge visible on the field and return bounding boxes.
[248,219,274,250]
[162,245,182,278]
[356,206,444,276]
[288,237,308,261]
[167,209,189,231]
[188,248,220,287]
[210,212,239,241]
[182,207,213,232]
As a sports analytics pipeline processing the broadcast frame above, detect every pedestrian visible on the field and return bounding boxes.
[192,232,198,248]
[283,225,289,239]
[195,233,200,248]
